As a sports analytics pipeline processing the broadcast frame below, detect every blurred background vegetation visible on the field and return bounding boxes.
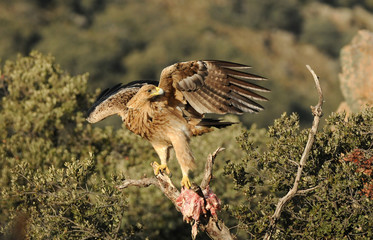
[1,0,373,239]
[2,0,373,127]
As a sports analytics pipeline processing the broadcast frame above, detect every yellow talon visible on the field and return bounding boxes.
[153,162,171,176]
[181,175,191,189]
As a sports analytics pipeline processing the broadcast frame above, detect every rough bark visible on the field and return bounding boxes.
[117,147,235,240]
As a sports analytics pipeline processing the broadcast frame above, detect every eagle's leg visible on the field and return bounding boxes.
[152,144,172,176]
[169,133,196,189]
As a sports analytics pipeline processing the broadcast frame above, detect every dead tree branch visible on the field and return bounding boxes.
[295,185,320,196]
[200,147,225,190]
[117,148,235,240]
[263,65,324,240]
[117,177,159,189]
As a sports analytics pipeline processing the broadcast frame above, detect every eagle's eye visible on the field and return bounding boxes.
[147,89,152,93]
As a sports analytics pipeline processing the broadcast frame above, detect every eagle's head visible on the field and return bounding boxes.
[124,85,165,111]
[138,85,165,100]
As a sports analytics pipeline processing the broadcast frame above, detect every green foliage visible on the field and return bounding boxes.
[226,109,373,239]
[0,51,155,239]
[0,51,89,179]
[2,157,129,240]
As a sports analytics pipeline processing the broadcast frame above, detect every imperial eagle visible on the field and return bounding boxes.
[86,60,269,188]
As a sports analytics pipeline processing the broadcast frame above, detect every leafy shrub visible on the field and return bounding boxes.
[0,51,152,239]
[226,109,373,239]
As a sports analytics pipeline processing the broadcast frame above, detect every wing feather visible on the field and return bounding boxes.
[228,76,270,92]
[208,60,252,69]
[183,91,212,113]
[229,92,264,112]
[158,60,269,116]
[221,68,267,81]
[229,84,268,101]
[196,88,227,113]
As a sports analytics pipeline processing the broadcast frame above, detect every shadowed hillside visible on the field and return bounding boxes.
[2,0,373,127]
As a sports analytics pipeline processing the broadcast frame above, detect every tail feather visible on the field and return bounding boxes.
[190,118,235,136]
[197,118,236,129]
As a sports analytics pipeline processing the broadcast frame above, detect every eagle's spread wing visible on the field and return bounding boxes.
[86,80,158,123]
[86,60,269,189]
[158,60,269,115]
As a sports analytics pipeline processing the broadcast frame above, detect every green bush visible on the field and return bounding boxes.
[0,51,153,239]
[225,110,373,239]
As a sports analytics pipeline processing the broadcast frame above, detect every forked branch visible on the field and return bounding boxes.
[117,148,235,240]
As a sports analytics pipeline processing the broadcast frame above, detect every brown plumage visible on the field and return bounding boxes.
[86,60,269,188]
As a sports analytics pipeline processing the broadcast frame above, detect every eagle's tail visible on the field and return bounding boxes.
[190,118,235,136]
[197,118,236,129]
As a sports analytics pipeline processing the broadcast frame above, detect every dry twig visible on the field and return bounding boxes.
[263,65,324,240]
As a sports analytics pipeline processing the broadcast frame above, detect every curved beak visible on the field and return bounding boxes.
[151,87,164,97]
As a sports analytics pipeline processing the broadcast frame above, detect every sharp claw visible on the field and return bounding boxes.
[165,167,171,175]
[153,162,171,176]
[181,175,191,189]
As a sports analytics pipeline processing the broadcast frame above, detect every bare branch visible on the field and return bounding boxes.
[149,161,181,210]
[116,177,159,190]
[117,148,234,240]
[200,147,225,190]
[306,65,323,116]
[295,185,320,196]
[201,219,236,240]
[264,65,324,240]
[288,159,300,167]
